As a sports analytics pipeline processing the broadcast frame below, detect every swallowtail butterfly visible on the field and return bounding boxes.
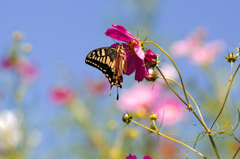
[85,43,127,100]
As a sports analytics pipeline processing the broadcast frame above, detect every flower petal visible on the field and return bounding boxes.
[112,24,135,40]
[125,54,136,75]
[143,156,152,159]
[134,45,145,60]
[110,43,119,48]
[126,154,137,159]
[105,29,131,43]
[134,57,145,82]
[105,25,136,43]
[110,43,128,49]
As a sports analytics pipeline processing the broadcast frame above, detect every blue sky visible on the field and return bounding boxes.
[0,0,240,158]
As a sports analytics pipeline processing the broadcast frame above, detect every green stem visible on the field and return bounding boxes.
[130,119,207,159]
[143,41,190,105]
[156,67,188,106]
[159,77,208,131]
[208,135,221,159]
[232,146,240,159]
[210,63,240,130]
[152,120,158,131]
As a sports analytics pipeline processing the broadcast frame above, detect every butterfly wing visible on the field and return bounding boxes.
[85,47,123,88]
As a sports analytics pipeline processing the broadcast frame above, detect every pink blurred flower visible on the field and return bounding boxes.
[1,57,12,69]
[170,27,206,57]
[105,24,145,82]
[50,86,75,106]
[170,27,226,65]
[154,97,183,126]
[159,64,177,80]
[190,40,225,65]
[16,58,38,82]
[126,154,152,159]
[118,83,161,112]
[85,78,109,96]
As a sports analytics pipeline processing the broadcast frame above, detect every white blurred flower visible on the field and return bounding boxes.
[21,43,32,53]
[12,31,22,41]
[0,110,23,150]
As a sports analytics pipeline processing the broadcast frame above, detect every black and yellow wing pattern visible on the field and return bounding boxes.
[85,44,127,100]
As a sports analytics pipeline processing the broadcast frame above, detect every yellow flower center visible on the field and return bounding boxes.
[128,40,137,55]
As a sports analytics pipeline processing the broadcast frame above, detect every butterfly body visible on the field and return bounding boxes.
[85,43,127,99]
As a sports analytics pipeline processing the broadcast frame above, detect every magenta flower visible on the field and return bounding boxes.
[1,57,12,69]
[126,154,152,159]
[50,86,75,106]
[144,49,157,67]
[105,24,145,82]
[143,156,152,159]
[126,154,137,159]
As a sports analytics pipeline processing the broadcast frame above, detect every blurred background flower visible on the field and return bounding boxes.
[117,83,161,112]
[154,96,184,126]
[50,85,75,106]
[170,27,226,65]
[0,110,23,151]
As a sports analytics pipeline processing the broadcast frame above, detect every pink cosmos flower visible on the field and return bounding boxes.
[118,83,161,112]
[105,24,145,82]
[126,154,152,159]
[16,58,38,82]
[1,57,12,69]
[154,96,183,126]
[170,27,226,65]
[190,40,225,65]
[50,86,75,106]
[85,78,109,96]
[170,27,207,57]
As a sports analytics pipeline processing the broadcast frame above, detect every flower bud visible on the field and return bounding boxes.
[149,113,158,120]
[144,50,157,67]
[225,52,238,63]
[122,112,133,124]
[145,69,158,82]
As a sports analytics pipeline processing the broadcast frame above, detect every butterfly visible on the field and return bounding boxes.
[85,43,127,100]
